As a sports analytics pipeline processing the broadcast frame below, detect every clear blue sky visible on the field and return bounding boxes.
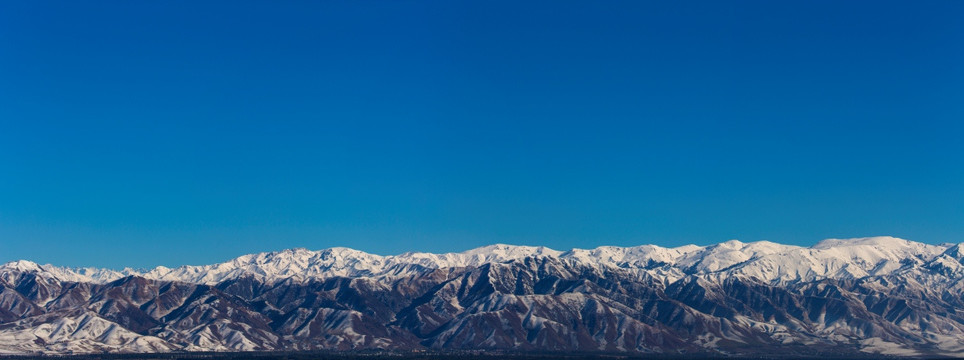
[1,1,962,269]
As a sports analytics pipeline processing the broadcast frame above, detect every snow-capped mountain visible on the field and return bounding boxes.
[2,236,964,356]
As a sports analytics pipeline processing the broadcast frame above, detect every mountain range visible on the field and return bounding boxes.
[3,236,964,357]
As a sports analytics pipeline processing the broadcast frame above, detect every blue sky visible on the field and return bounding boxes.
[1,1,962,269]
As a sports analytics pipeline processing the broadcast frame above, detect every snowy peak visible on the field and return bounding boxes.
[409,243,563,267]
[811,236,950,259]
[2,237,957,286]
[458,243,561,258]
[810,236,946,268]
[941,243,964,261]
[126,243,565,285]
[138,247,385,284]
[814,236,919,250]
[671,237,950,283]
[0,260,42,275]
[0,261,132,285]
[561,243,703,269]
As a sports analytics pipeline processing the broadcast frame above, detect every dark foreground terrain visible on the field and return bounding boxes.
[0,351,911,360]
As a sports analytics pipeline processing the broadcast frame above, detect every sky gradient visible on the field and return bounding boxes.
[2,1,963,269]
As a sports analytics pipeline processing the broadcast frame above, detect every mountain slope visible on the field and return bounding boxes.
[2,237,964,356]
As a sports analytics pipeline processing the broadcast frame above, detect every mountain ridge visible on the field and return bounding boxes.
[3,236,964,356]
[4,236,949,285]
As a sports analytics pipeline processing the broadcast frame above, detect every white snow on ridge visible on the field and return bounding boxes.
[0,311,173,354]
[0,260,135,285]
[0,236,956,286]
